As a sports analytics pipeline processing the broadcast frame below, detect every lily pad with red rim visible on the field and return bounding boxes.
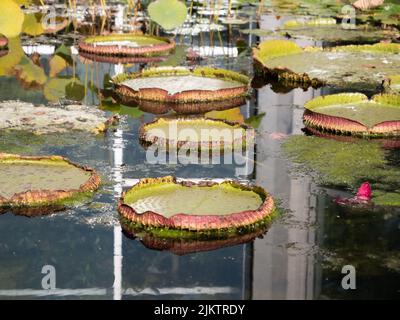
[253,40,400,91]
[0,153,100,214]
[112,66,249,104]
[303,93,400,137]
[118,176,276,238]
[139,117,254,151]
[78,34,175,57]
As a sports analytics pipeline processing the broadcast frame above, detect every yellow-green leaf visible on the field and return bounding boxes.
[0,0,25,38]
[148,0,187,30]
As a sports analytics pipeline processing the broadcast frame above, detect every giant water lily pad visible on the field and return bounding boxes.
[118,176,275,237]
[253,40,400,91]
[280,18,400,44]
[113,67,249,104]
[303,93,400,137]
[78,34,175,57]
[0,153,100,210]
[139,117,253,151]
[0,101,117,134]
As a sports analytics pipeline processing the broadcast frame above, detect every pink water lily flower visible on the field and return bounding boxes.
[334,182,372,206]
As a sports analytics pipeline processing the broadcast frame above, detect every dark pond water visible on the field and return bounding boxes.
[0,5,399,300]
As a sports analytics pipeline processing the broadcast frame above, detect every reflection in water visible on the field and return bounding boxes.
[0,7,399,300]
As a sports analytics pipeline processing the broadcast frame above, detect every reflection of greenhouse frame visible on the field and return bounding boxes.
[78,34,175,56]
[112,67,250,103]
[118,176,276,237]
[303,93,400,137]
[0,153,101,209]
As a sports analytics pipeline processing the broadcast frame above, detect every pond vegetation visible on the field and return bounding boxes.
[0,0,399,300]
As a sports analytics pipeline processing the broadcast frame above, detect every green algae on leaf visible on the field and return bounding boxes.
[118,176,276,236]
[282,135,400,206]
[253,40,400,91]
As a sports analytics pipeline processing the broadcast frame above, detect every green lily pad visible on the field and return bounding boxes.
[254,40,400,90]
[280,19,399,43]
[0,153,100,210]
[118,176,276,236]
[140,117,253,151]
[148,0,187,30]
[304,93,400,133]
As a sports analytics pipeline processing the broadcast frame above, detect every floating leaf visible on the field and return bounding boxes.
[206,108,245,124]
[0,0,25,38]
[65,81,85,101]
[353,0,384,11]
[22,13,44,36]
[49,55,68,77]
[148,0,187,30]
[14,56,47,86]
[0,37,24,76]
[44,77,83,102]
[245,113,266,129]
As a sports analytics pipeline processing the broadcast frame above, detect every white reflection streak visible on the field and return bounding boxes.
[0,286,235,297]
[112,125,124,300]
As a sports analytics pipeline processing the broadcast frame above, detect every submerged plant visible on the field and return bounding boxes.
[282,135,400,206]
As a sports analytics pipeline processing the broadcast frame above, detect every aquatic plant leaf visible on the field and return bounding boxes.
[0,37,24,76]
[49,55,68,77]
[43,77,83,102]
[353,0,384,10]
[22,13,44,36]
[205,108,245,124]
[245,113,266,129]
[148,0,187,30]
[140,117,252,151]
[65,82,85,101]
[303,93,400,135]
[118,176,276,235]
[0,153,100,209]
[280,21,399,43]
[254,40,400,91]
[14,56,47,86]
[0,0,24,38]
[100,98,144,118]
[113,67,249,103]
[78,34,175,58]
